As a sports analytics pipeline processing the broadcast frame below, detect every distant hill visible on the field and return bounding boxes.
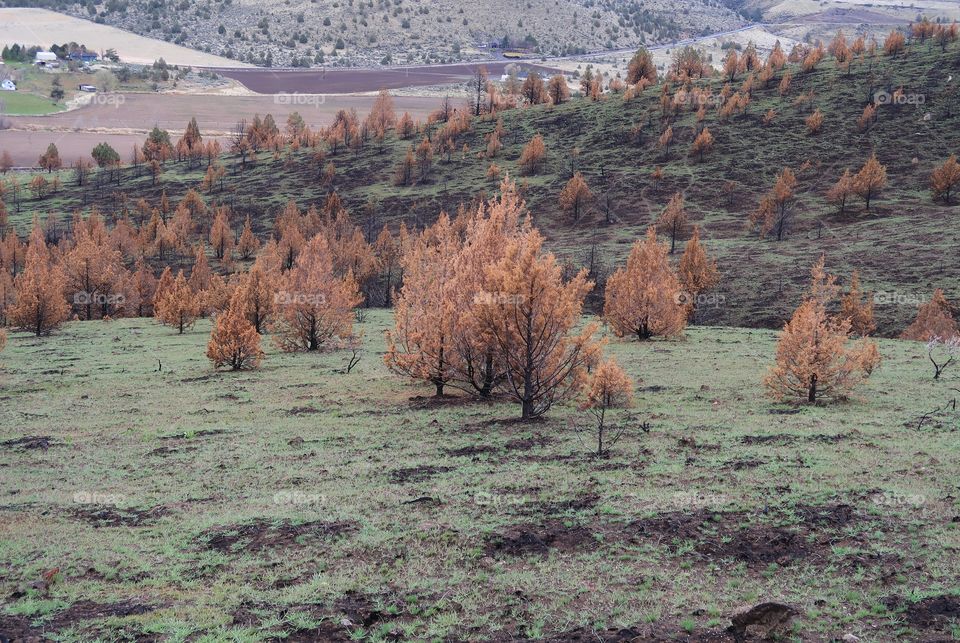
[6,38,960,336]
[1,0,745,67]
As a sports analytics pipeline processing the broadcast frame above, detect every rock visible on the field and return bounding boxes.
[842,634,861,642]
[728,602,799,640]
[287,436,304,447]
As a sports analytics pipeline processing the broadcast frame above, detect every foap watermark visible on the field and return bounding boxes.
[73,490,125,505]
[874,90,925,106]
[873,290,925,307]
[872,491,926,508]
[274,291,326,306]
[474,491,527,508]
[74,291,126,307]
[89,93,126,108]
[274,92,326,108]
[273,490,327,506]
[473,291,526,306]
[674,291,725,308]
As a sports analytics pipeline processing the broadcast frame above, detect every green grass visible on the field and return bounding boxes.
[0,311,958,640]
[0,91,64,115]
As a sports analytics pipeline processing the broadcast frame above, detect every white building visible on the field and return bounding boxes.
[0,79,15,91]
[35,51,58,64]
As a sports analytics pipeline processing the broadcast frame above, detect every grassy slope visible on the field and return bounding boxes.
[8,42,960,334]
[0,312,958,640]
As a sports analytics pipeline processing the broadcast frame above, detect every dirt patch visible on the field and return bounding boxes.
[70,505,167,527]
[627,503,872,567]
[740,434,797,445]
[1,435,57,450]
[202,519,358,553]
[443,444,499,457]
[485,520,598,557]
[884,594,960,631]
[287,406,322,416]
[504,434,553,451]
[389,465,452,483]
[0,600,156,639]
[724,457,765,470]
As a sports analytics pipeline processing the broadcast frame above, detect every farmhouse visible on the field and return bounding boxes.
[35,51,57,65]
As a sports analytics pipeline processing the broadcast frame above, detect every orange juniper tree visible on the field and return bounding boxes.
[656,192,689,254]
[677,226,720,320]
[748,167,797,241]
[518,134,546,175]
[853,154,886,211]
[559,172,592,223]
[476,227,600,419]
[207,294,263,370]
[765,258,879,403]
[690,127,714,161]
[154,269,201,334]
[901,289,958,342]
[603,227,686,340]
[827,169,855,215]
[385,213,461,396]
[840,270,876,337]
[931,155,960,203]
[578,357,635,456]
[9,227,69,336]
[273,234,362,352]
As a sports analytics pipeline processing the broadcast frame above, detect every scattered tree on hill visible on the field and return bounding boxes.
[209,208,234,261]
[884,30,906,56]
[207,295,263,370]
[931,155,960,204]
[805,108,824,134]
[656,192,688,254]
[38,144,61,173]
[901,289,958,342]
[765,258,880,403]
[748,167,797,241]
[857,104,877,131]
[521,72,547,105]
[840,271,875,336]
[395,148,416,186]
[827,169,855,215]
[273,234,361,352]
[547,74,570,105]
[470,66,489,116]
[657,126,673,158]
[559,172,592,223]
[627,46,657,85]
[578,357,634,456]
[690,127,714,161]
[604,227,686,340]
[853,154,886,211]
[237,215,260,260]
[518,134,546,175]
[155,269,201,333]
[9,228,69,336]
[677,226,720,320]
[234,264,276,334]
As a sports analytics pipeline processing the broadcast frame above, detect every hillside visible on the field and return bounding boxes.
[1,0,746,67]
[6,38,958,336]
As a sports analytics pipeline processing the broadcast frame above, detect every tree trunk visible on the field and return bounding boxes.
[808,374,817,403]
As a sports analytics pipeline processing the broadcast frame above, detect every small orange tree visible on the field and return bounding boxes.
[931,155,960,203]
[518,134,546,175]
[656,192,688,254]
[690,127,714,161]
[853,154,886,211]
[765,258,879,403]
[578,357,635,456]
[155,269,201,334]
[9,228,69,336]
[207,295,263,370]
[900,289,958,342]
[827,169,855,215]
[677,226,720,319]
[840,271,875,336]
[273,234,362,352]
[604,227,686,340]
[559,172,592,223]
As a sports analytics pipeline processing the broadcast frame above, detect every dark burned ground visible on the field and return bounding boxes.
[2,316,959,640]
